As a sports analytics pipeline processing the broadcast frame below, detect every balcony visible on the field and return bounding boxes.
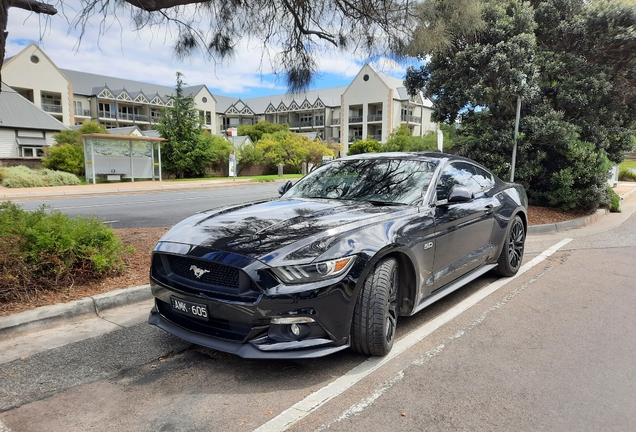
[74,108,91,117]
[367,114,383,122]
[348,116,363,124]
[133,114,150,122]
[400,115,422,123]
[331,118,340,125]
[315,119,325,127]
[42,103,62,113]
[98,110,114,119]
[299,120,313,127]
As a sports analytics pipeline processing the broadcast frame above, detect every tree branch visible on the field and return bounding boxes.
[122,0,210,12]
[8,0,57,14]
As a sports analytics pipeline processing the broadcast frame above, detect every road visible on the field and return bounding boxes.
[1,193,635,431]
[9,182,281,228]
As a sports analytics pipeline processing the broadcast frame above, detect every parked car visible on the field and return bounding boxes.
[148,152,528,358]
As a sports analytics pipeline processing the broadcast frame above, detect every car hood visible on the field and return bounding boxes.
[158,198,410,264]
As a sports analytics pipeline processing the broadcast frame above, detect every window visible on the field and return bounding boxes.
[436,162,495,201]
[22,147,45,158]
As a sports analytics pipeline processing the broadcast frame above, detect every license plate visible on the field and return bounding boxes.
[170,296,209,321]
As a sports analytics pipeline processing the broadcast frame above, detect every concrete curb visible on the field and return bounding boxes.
[528,208,609,235]
[0,285,151,338]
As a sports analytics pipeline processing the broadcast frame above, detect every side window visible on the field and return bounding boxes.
[436,162,488,201]
[472,166,495,193]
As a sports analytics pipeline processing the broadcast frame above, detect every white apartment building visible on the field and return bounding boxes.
[3,44,435,156]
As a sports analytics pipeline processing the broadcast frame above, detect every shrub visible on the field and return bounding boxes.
[42,121,108,177]
[618,168,636,181]
[348,139,382,155]
[0,202,132,302]
[607,188,621,213]
[42,143,85,176]
[0,166,80,188]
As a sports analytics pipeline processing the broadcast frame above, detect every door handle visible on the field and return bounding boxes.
[485,204,494,213]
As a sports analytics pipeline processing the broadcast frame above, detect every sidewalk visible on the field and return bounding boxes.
[0,177,258,200]
[1,180,636,341]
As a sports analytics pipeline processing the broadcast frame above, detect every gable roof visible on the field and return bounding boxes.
[60,68,206,101]
[0,82,68,131]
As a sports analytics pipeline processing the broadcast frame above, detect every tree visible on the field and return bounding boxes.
[383,126,439,152]
[256,130,334,173]
[42,121,108,176]
[154,72,213,178]
[2,0,418,91]
[348,139,382,155]
[405,0,636,210]
[238,121,289,143]
[200,130,234,168]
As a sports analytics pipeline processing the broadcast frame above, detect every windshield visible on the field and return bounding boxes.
[285,158,436,204]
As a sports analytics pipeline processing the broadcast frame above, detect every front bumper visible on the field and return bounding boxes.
[148,304,350,359]
[148,245,366,358]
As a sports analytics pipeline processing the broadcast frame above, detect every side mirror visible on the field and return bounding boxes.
[278,180,293,196]
[447,185,473,203]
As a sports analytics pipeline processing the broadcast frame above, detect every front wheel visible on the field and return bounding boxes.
[495,215,526,276]
[351,258,399,356]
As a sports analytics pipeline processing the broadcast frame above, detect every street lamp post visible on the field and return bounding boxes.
[510,95,522,182]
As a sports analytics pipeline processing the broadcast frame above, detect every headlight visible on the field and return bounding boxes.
[271,256,356,284]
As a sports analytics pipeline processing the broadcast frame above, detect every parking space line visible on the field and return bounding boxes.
[253,238,573,432]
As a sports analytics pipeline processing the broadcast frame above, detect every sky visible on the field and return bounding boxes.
[5,0,414,99]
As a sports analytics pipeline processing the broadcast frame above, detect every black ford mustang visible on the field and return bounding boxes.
[148,152,527,358]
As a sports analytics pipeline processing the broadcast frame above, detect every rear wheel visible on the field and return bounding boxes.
[495,215,525,276]
[351,258,399,356]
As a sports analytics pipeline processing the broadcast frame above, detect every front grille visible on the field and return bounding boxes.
[168,255,240,288]
[151,253,261,303]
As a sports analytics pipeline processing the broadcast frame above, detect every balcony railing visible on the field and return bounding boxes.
[348,116,363,123]
[75,109,91,117]
[371,134,382,141]
[98,110,114,119]
[367,114,383,122]
[42,103,62,113]
[299,120,313,127]
[331,118,340,125]
[349,135,363,142]
[315,119,325,127]
[134,114,149,122]
[400,115,422,123]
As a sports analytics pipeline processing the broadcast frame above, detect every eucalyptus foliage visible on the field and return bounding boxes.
[405,0,636,210]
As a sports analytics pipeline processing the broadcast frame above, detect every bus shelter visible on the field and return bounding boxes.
[82,134,166,184]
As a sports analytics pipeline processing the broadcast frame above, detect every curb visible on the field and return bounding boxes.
[0,285,152,338]
[528,208,609,235]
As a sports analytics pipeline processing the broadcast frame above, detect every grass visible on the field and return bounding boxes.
[620,159,636,170]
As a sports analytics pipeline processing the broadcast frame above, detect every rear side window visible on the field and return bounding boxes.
[435,162,494,201]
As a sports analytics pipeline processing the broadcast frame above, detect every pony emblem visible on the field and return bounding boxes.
[190,265,210,278]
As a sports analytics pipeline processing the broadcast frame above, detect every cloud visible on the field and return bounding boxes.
[6,0,417,97]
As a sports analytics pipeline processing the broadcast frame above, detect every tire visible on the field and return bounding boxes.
[351,257,399,356]
[495,215,526,276]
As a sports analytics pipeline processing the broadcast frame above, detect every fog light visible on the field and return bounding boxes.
[290,323,301,336]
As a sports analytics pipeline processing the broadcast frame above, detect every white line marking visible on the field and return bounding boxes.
[320,263,557,430]
[253,238,573,432]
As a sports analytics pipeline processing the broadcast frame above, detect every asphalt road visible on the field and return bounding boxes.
[9,182,281,228]
[1,193,635,431]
